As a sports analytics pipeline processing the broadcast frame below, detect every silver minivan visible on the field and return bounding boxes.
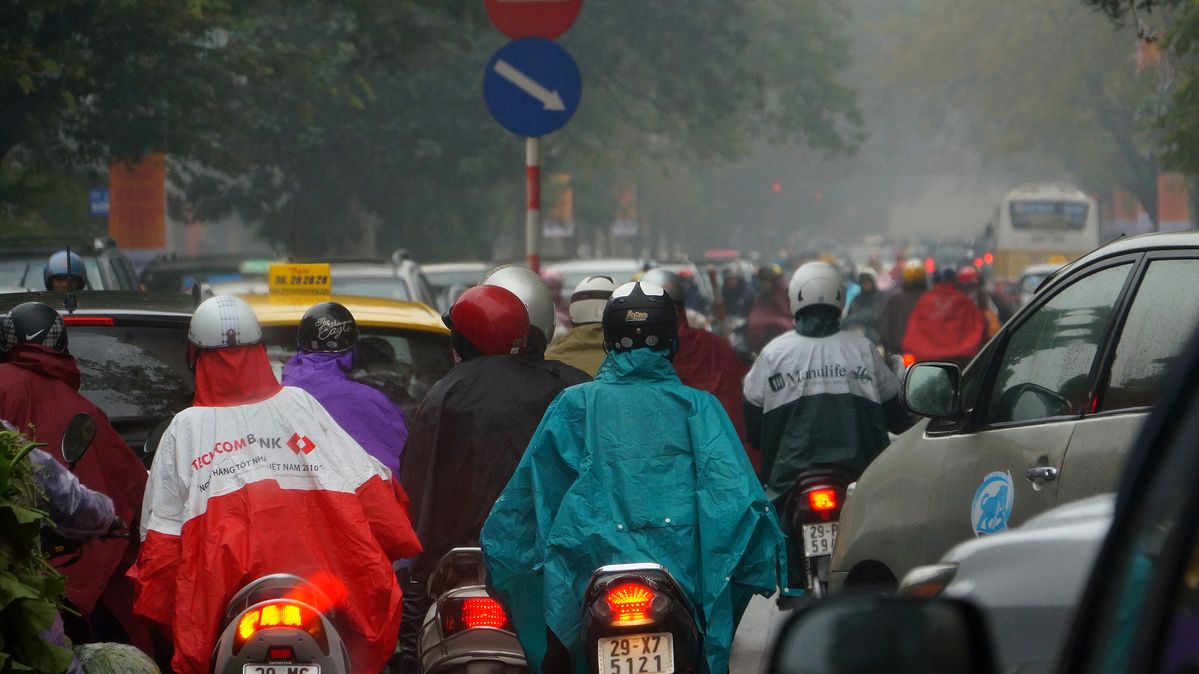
[831,231,1199,592]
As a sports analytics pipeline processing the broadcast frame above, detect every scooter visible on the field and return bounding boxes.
[416,547,526,673]
[581,563,701,674]
[209,574,350,674]
[785,466,855,600]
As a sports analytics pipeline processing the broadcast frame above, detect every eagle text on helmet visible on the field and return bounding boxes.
[298,302,359,353]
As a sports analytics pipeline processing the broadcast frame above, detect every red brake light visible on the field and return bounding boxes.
[62,316,115,326]
[902,353,917,368]
[983,252,995,265]
[462,598,508,629]
[606,582,655,626]
[808,488,838,512]
[237,602,308,640]
[268,646,294,661]
[924,257,936,274]
[973,257,984,268]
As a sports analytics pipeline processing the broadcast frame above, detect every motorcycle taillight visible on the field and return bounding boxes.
[605,582,656,627]
[233,600,327,655]
[808,488,838,512]
[443,597,511,635]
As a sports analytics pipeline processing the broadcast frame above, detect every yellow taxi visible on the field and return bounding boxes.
[239,292,452,413]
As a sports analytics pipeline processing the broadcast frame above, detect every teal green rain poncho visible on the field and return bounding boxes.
[481,348,786,674]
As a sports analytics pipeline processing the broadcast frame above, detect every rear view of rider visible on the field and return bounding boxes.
[743,263,911,585]
[132,296,422,674]
[902,267,987,367]
[642,268,756,470]
[0,302,149,651]
[482,281,785,674]
[544,275,616,376]
[397,285,569,673]
[483,264,591,386]
[282,301,410,476]
[44,250,89,291]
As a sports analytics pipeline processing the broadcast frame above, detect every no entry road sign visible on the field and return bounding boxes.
[484,0,582,40]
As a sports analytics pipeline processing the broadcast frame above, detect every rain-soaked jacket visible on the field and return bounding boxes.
[744,327,901,507]
[131,345,421,674]
[544,323,607,377]
[482,349,786,674]
[0,343,147,643]
[282,349,409,476]
[902,282,987,364]
[673,320,756,471]
[400,353,580,578]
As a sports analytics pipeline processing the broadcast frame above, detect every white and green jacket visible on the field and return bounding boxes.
[744,329,901,506]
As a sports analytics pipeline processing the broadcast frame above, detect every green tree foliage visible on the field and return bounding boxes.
[2,2,860,258]
[880,0,1164,221]
[0,428,71,674]
[1081,0,1199,173]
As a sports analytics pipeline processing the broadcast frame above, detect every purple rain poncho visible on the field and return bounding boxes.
[282,350,409,476]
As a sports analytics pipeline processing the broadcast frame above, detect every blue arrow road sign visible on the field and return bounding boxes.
[88,188,109,217]
[484,38,582,137]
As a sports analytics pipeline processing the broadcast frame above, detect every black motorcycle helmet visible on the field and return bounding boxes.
[602,281,678,357]
[0,302,68,353]
[297,302,358,353]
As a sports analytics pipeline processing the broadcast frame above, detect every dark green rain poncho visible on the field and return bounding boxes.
[481,348,786,674]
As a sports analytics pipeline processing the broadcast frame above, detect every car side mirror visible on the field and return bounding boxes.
[902,362,962,419]
[61,412,97,465]
[769,596,997,674]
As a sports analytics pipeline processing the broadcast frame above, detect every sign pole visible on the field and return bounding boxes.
[526,136,541,273]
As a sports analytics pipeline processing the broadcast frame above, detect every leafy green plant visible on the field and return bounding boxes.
[0,427,71,674]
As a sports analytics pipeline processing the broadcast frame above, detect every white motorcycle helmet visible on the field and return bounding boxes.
[568,275,616,325]
[482,264,556,343]
[188,295,263,349]
[788,262,846,317]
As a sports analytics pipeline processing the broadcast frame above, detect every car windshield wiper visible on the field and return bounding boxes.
[17,262,30,289]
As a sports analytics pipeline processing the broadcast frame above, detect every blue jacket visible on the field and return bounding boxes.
[482,349,786,674]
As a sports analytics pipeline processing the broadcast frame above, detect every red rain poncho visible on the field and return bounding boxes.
[672,313,757,472]
[0,343,149,646]
[902,283,987,363]
[131,345,421,674]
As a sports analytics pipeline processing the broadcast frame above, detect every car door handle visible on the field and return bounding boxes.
[1025,466,1059,483]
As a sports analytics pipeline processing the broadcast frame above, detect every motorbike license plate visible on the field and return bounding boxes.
[242,666,320,674]
[803,522,839,557]
[598,632,675,674]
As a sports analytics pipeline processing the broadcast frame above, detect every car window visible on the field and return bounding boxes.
[0,256,107,291]
[331,277,412,301]
[262,326,452,414]
[69,324,194,418]
[982,263,1130,425]
[1101,259,1199,412]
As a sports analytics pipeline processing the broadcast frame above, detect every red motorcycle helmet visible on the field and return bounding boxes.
[445,285,529,356]
[957,265,981,287]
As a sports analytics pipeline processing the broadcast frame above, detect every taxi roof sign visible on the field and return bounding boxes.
[268,263,331,296]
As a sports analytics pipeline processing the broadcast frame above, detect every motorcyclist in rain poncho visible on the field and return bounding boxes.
[282,302,409,476]
[396,285,579,673]
[482,281,786,674]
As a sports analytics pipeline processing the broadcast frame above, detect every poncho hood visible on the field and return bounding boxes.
[282,349,409,476]
[193,344,283,407]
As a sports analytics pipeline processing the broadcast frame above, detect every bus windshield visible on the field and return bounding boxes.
[1009,200,1089,231]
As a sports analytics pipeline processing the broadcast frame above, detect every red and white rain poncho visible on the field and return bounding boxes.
[130,345,422,674]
